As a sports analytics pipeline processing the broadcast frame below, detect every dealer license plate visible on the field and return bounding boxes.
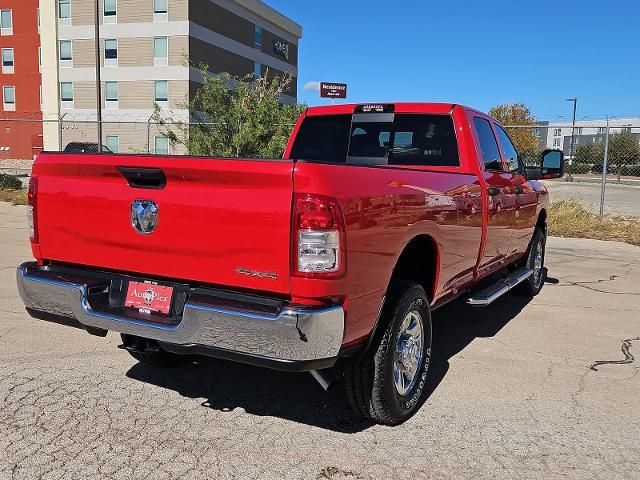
[124,281,174,315]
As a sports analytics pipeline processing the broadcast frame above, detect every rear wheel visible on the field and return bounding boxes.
[345,280,432,425]
[120,334,190,368]
[515,227,546,297]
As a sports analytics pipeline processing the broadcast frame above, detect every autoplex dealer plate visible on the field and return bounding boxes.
[125,281,174,315]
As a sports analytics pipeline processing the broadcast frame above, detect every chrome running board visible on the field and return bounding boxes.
[466,268,533,307]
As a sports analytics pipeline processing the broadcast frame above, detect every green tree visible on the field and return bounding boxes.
[489,103,540,156]
[156,65,304,158]
[607,130,640,181]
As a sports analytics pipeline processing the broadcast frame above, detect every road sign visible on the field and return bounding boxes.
[320,82,347,99]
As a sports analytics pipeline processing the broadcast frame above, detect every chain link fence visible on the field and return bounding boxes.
[505,124,640,219]
[1,115,639,219]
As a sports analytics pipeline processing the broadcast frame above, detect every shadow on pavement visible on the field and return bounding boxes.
[126,294,531,432]
[424,295,531,402]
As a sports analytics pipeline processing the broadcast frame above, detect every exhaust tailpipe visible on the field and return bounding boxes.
[310,369,337,391]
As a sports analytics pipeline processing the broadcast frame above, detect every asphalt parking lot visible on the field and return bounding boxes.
[1,201,639,480]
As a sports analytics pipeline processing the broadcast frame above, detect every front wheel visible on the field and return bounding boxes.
[515,227,546,297]
[345,280,432,425]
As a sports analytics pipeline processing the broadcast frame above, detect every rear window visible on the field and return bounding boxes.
[290,114,459,167]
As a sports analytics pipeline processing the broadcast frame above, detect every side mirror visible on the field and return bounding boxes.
[540,149,564,179]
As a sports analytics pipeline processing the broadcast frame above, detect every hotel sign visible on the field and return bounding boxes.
[320,82,347,99]
[273,39,289,60]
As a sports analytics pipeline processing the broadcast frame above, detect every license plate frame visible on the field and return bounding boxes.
[124,280,174,315]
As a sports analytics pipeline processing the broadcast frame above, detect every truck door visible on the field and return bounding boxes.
[493,123,538,255]
[471,116,517,276]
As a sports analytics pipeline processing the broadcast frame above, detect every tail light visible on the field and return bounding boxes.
[292,193,346,278]
[27,175,38,243]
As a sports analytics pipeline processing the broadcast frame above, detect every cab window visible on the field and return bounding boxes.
[495,124,520,173]
[473,117,503,171]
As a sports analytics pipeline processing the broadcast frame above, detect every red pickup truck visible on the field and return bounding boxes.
[17,103,564,424]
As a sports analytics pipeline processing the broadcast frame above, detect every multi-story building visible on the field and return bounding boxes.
[0,0,43,159]
[38,0,301,154]
[536,117,640,157]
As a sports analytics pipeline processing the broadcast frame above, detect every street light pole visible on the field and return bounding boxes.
[94,0,102,152]
[565,97,577,181]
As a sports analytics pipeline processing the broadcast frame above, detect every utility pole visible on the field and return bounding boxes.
[599,116,613,216]
[565,97,577,181]
[94,0,102,152]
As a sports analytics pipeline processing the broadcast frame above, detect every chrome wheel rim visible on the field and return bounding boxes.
[533,240,544,286]
[394,310,424,396]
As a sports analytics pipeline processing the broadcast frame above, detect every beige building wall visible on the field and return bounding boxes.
[69,0,188,25]
[39,0,60,150]
[68,36,188,69]
[69,80,188,111]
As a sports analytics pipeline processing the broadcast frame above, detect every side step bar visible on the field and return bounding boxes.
[466,267,533,307]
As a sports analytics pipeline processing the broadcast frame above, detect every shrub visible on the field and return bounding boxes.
[0,173,23,190]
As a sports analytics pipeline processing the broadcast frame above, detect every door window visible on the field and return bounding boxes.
[473,117,503,171]
[494,125,520,173]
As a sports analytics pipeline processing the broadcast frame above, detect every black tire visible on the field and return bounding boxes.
[345,279,432,425]
[515,227,546,297]
[121,334,189,368]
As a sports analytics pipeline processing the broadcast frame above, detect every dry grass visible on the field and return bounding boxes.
[549,201,640,246]
[0,188,27,205]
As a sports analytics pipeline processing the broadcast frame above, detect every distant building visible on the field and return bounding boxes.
[5,0,301,157]
[536,117,640,157]
[0,0,43,159]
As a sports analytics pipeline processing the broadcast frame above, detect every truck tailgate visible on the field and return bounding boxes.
[35,153,293,294]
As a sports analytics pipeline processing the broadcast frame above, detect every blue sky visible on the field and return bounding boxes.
[265,0,640,120]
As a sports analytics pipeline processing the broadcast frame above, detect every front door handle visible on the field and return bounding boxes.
[488,187,501,196]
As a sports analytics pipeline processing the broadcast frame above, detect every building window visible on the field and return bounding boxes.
[58,0,71,24]
[0,9,12,35]
[575,127,583,135]
[1,48,14,74]
[533,128,540,137]
[60,82,74,108]
[106,135,119,153]
[154,37,168,66]
[38,47,42,72]
[104,38,117,66]
[37,8,40,32]
[59,40,73,67]
[154,80,168,106]
[104,0,117,23]
[553,138,560,147]
[153,0,168,21]
[255,25,262,48]
[105,81,118,109]
[254,62,262,78]
[39,85,42,106]
[553,128,561,137]
[2,86,15,111]
[155,136,169,154]
[597,127,605,134]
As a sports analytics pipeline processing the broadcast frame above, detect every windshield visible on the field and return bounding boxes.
[290,113,459,167]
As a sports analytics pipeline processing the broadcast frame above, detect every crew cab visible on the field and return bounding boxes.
[16,103,564,425]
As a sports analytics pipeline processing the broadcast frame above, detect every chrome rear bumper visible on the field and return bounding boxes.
[16,263,345,371]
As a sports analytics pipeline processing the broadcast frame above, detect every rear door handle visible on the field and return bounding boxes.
[488,187,501,196]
